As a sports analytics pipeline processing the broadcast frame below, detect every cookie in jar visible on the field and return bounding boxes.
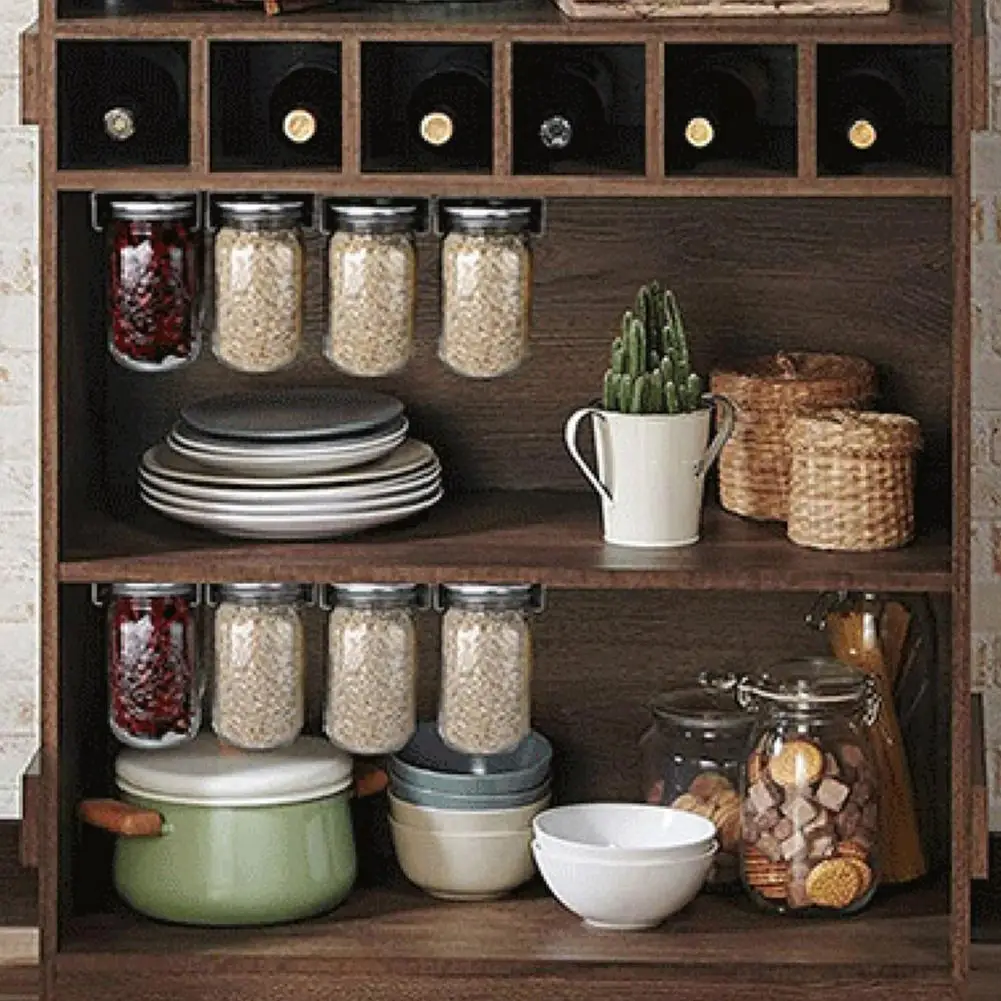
[639,685,753,888]
[737,659,881,914]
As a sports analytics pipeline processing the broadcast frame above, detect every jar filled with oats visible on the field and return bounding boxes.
[439,205,533,379]
[437,584,540,755]
[326,205,418,378]
[212,583,309,750]
[736,659,881,916]
[325,583,423,755]
[212,200,306,373]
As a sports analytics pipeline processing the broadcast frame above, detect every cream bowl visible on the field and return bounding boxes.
[533,803,716,862]
[532,839,716,930]
[389,790,551,834]
[389,818,537,901]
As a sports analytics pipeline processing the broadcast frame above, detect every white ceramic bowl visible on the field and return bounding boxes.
[389,818,537,901]
[389,791,551,834]
[532,839,716,930]
[533,803,716,862]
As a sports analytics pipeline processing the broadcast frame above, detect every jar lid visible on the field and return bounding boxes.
[332,204,417,234]
[444,204,532,234]
[110,198,196,221]
[649,687,753,732]
[334,583,418,598]
[115,734,353,807]
[217,582,309,603]
[441,584,536,611]
[739,658,870,708]
[217,199,306,224]
[110,583,197,598]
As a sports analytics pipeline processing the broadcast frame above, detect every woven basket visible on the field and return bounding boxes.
[709,352,876,522]
[786,410,921,552]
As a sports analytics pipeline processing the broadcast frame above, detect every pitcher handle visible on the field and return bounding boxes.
[564,407,612,503]
[695,394,735,480]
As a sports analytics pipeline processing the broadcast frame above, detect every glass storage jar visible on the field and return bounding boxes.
[325,584,423,755]
[438,584,539,755]
[326,204,418,378]
[212,199,306,374]
[107,197,199,372]
[439,205,533,379]
[639,684,754,888]
[105,583,202,749]
[736,658,881,915]
[212,583,308,750]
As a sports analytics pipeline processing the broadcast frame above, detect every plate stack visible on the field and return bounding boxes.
[139,389,443,540]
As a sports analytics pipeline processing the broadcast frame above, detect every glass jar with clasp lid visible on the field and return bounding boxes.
[736,658,881,916]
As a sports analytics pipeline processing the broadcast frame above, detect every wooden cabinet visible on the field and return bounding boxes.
[23,2,975,999]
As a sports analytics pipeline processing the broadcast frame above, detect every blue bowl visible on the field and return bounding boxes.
[390,773,552,811]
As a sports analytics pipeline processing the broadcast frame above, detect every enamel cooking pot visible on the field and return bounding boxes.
[80,734,380,926]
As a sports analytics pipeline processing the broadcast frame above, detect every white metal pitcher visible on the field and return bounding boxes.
[564,396,735,548]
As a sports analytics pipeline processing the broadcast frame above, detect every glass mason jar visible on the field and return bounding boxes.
[736,658,881,916]
[107,197,199,372]
[438,584,540,755]
[105,583,202,749]
[212,583,309,750]
[212,200,306,374]
[324,584,423,755]
[639,684,754,888]
[326,204,418,378]
[439,205,533,379]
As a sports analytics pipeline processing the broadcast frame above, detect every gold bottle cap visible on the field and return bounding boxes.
[420,111,454,148]
[848,119,877,151]
[103,107,136,142]
[684,116,715,150]
[283,109,317,144]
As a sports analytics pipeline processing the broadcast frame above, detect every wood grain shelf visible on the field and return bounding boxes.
[58,492,953,591]
[54,881,952,1001]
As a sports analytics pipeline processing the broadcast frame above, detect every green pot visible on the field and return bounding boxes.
[82,734,360,926]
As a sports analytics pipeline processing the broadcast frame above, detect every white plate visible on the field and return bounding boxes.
[139,463,441,506]
[170,416,409,456]
[166,431,406,476]
[140,476,442,517]
[141,439,438,487]
[142,487,444,540]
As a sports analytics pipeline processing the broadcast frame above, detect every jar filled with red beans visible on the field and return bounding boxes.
[107,197,199,372]
[106,583,203,749]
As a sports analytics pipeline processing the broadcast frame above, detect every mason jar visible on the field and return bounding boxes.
[325,584,423,756]
[437,584,540,755]
[639,683,754,888]
[212,583,309,750]
[107,197,199,372]
[105,583,202,749]
[736,658,881,915]
[439,205,533,379]
[212,199,306,373]
[326,204,418,378]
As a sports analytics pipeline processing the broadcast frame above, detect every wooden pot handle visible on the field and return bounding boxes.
[353,764,388,800]
[79,799,163,837]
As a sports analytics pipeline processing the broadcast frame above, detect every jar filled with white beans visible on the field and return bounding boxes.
[437,584,541,755]
[212,200,306,374]
[439,205,533,379]
[212,583,309,750]
[326,205,419,378]
[325,584,423,755]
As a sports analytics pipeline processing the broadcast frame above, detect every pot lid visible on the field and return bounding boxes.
[115,734,353,807]
[649,686,753,731]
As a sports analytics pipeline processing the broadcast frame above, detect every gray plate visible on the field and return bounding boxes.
[391,723,553,796]
[390,774,552,811]
[181,389,406,442]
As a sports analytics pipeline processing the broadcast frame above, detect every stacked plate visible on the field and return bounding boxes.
[139,389,443,540]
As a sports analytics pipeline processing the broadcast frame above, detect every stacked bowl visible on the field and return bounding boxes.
[388,722,553,901]
[532,803,718,930]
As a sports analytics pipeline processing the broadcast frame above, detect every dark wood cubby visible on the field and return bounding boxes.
[22,2,978,1000]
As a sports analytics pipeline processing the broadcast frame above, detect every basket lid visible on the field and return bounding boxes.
[788,409,921,456]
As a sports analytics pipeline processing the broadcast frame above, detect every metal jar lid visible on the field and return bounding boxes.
[216,582,310,604]
[444,204,532,235]
[109,197,196,222]
[110,583,197,598]
[649,686,753,732]
[332,583,420,607]
[217,199,306,227]
[331,203,418,235]
[441,583,537,611]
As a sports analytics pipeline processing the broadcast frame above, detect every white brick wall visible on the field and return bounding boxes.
[0,7,998,832]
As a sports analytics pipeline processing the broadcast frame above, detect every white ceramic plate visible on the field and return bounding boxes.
[142,487,443,540]
[141,439,438,488]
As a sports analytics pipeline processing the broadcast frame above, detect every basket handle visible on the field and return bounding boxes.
[776,352,798,378]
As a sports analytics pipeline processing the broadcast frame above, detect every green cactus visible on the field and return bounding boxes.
[600,282,704,414]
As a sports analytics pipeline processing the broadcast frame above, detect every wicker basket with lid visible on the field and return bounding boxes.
[786,410,921,552]
[709,352,877,522]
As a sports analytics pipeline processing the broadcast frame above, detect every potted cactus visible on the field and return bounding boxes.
[565,282,734,548]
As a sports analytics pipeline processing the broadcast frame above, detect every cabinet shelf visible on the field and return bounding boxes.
[58,491,952,592]
[56,880,952,1001]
